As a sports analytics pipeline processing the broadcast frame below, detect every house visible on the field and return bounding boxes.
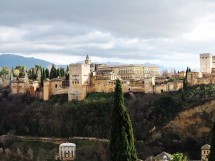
[201,144,211,161]
[59,143,76,161]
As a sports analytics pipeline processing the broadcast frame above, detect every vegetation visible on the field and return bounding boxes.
[45,68,50,79]
[0,83,215,159]
[109,80,137,161]
[209,122,215,161]
[49,65,66,79]
[0,84,215,140]
[171,153,188,161]
[0,137,108,161]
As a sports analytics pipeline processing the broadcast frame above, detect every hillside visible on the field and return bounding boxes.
[0,135,108,161]
[1,84,215,159]
[158,99,215,140]
[0,54,52,68]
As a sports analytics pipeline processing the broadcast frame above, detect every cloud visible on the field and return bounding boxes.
[1,0,215,69]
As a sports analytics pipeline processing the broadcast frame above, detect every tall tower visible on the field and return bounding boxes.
[200,53,212,73]
[85,55,92,65]
[68,63,90,101]
[201,144,210,161]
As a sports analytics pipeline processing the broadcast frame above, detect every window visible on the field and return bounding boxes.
[55,84,57,88]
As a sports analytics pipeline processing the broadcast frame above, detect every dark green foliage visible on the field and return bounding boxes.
[40,68,46,87]
[183,67,189,89]
[55,67,65,78]
[0,90,113,138]
[50,65,57,79]
[109,79,137,161]
[0,138,108,161]
[56,68,60,77]
[1,83,215,160]
[209,122,215,161]
[150,96,181,126]
[60,68,65,77]
[28,68,37,80]
[45,68,50,79]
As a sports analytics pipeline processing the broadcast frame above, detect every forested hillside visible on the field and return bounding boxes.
[0,84,215,159]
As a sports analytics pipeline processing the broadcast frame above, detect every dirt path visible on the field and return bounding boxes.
[0,135,109,145]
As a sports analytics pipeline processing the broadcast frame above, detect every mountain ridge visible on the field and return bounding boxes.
[0,54,53,68]
[0,54,176,71]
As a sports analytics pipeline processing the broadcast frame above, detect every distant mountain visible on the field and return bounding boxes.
[0,54,185,72]
[0,54,53,68]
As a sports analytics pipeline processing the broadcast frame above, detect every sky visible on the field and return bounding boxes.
[1,0,215,70]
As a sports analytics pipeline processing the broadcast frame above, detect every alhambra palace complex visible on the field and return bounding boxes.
[7,53,215,101]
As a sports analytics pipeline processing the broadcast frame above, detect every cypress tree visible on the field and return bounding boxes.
[50,65,57,79]
[60,68,65,77]
[209,122,215,161]
[40,68,44,87]
[45,68,50,79]
[109,79,137,161]
[56,68,60,77]
[40,68,46,87]
[43,68,46,80]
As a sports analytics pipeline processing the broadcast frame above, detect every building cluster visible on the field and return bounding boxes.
[143,144,210,161]
[43,55,183,101]
[6,53,215,101]
[56,143,210,161]
[8,55,164,101]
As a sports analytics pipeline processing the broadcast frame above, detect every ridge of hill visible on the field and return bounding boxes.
[0,54,53,68]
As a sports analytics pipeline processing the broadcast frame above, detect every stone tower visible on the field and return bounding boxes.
[43,80,50,101]
[68,63,90,101]
[200,53,213,74]
[201,144,210,161]
[85,55,92,65]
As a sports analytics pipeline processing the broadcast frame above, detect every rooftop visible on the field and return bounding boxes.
[154,152,173,161]
[201,144,211,150]
[59,142,76,147]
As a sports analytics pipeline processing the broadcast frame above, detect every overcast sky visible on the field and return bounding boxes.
[1,0,215,70]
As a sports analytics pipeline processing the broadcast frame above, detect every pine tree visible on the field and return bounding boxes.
[109,79,137,161]
[209,122,215,161]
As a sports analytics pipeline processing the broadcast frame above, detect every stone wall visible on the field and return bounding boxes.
[43,79,69,101]
[153,81,183,94]
[10,81,28,94]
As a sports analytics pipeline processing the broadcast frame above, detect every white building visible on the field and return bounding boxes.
[59,143,76,161]
[200,53,213,73]
[201,144,210,161]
